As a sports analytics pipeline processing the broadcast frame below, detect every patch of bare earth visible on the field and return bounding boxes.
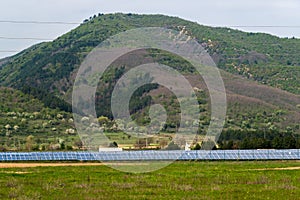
[250,167,300,171]
[0,162,150,168]
[0,163,104,168]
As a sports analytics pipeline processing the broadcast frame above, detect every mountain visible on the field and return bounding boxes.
[0,13,299,150]
[1,13,300,96]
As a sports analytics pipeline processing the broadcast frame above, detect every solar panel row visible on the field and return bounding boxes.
[0,150,299,161]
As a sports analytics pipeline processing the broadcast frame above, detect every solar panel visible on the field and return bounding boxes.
[0,150,299,161]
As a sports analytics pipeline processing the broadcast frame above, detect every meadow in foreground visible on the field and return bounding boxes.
[0,161,299,200]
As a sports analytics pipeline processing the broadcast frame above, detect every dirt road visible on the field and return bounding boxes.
[0,163,104,168]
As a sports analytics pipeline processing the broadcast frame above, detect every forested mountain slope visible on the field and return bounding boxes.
[0,13,299,150]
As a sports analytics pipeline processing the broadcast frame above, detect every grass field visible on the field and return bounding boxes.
[0,161,299,200]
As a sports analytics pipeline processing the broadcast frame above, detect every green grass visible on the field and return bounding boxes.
[0,161,299,199]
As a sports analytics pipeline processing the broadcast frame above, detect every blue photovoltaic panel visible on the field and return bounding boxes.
[0,150,299,161]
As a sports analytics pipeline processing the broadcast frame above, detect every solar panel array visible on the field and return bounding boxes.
[0,149,299,161]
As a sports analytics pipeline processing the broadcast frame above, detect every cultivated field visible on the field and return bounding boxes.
[0,161,299,199]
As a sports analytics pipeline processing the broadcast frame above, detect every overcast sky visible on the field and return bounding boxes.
[0,0,299,58]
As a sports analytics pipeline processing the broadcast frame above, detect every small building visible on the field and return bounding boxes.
[99,147,123,152]
[185,143,191,151]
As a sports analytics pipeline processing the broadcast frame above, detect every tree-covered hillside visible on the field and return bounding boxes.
[0,13,299,97]
[0,87,78,151]
[0,13,299,150]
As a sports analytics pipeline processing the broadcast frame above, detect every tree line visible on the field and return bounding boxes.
[218,129,300,149]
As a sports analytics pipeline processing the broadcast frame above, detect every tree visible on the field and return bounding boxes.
[222,140,234,150]
[272,137,283,149]
[296,139,300,148]
[98,116,109,126]
[0,146,7,152]
[282,136,296,149]
[165,141,181,150]
[5,124,11,136]
[25,135,35,151]
[74,140,83,149]
[134,139,147,149]
[201,140,217,150]
[193,143,201,150]
[109,141,118,147]
[60,142,66,150]
[159,140,168,149]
